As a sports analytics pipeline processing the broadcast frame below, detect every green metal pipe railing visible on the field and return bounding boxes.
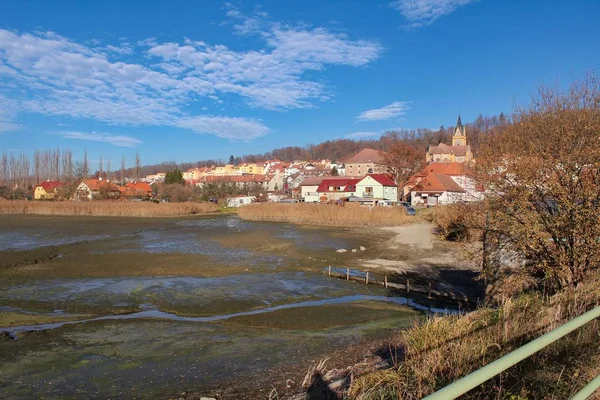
[422,305,600,400]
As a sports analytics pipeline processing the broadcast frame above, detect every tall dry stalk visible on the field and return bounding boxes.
[238,203,413,227]
[0,200,219,217]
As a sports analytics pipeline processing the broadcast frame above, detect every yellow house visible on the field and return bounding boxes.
[239,163,265,175]
[213,164,238,175]
[34,181,62,200]
[426,116,473,163]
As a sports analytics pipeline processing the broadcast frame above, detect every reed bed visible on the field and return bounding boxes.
[347,273,600,399]
[0,200,219,217]
[237,203,413,227]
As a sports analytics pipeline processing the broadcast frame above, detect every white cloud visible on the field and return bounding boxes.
[346,131,380,139]
[0,11,382,139]
[55,131,143,147]
[357,101,410,121]
[177,116,269,141]
[390,0,478,28]
[0,121,21,132]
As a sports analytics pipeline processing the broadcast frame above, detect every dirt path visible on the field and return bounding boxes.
[348,221,483,301]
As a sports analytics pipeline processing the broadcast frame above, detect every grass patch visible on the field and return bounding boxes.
[0,200,219,217]
[238,203,414,227]
[348,273,600,399]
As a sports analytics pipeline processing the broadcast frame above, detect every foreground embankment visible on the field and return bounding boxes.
[238,203,413,227]
[0,200,219,217]
[327,273,600,400]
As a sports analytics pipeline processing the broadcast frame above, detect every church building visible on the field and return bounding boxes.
[426,116,473,163]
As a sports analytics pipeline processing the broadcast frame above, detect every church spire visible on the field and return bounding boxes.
[452,114,467,146]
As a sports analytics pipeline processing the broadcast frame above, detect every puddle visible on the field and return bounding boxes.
[2,294,455,336]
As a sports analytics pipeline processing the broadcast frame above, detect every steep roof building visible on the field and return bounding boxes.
[426,116,473,164]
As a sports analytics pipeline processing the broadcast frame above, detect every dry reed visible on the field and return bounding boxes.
[348,272,600,399]
[237,203,414,227]
[0,200,219,217]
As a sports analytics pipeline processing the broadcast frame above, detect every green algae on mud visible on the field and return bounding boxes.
[0,214,426,399]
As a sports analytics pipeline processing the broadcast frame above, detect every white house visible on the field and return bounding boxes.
[354,174,398,202]
[227,195,255,208]
[410,173,467,206]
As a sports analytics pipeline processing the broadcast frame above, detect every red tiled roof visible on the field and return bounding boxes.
[364,174,396,186]
[412,173,465,193]
[125,182,153,193]
[346,148,386,164]
[35,181,62,192]
[317,178,361,193]
[81,179,120,192]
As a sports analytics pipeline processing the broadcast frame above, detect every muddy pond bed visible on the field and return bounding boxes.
[0,214,435,399]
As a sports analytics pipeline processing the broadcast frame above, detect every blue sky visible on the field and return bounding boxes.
[1,0,599,167]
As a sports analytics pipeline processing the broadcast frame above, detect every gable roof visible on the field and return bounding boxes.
[412,173,465,193]
[125,182,153,193]
[424,162,472,176]
[35,181,62,192]
[317,178,361,193]
[427,143,471,157]
[80,179,119,192]
[346,148,386,164]
[362,174,397,186]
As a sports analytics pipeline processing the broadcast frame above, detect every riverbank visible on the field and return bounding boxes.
[238,203,414,227]
[0,200,220,217]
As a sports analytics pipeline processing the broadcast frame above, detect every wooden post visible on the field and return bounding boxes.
[328,265,331,277]
[407,278,410,293]
[365,272,369,284]
[347,268,350,280]
[384,275,388,288]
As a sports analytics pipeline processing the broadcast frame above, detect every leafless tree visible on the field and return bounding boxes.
[135,152,141,179]
[121,156,126,183]
[475,74,600,290]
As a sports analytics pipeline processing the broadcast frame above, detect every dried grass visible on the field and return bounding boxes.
[348,273,600,399]
[0,200,219,217]
[238,203,414,227]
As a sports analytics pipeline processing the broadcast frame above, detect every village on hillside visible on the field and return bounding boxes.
[22,116,482,208]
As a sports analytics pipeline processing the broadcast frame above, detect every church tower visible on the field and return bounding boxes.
[452,115,467,146]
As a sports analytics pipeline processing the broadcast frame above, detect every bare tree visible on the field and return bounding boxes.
[106,158,111,180]
[384,141,426,190]
[82,150,89,179]
[99,155,104,178]
[135,152,141,180]
[121,156,126,183]
[475,74,600,290]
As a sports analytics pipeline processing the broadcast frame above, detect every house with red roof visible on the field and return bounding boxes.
[311,174,398,204]
[120,182,153,198]
[76,179,120,200]
[405,162,483,206]
[355,174,398,202]
[33,181,63,200]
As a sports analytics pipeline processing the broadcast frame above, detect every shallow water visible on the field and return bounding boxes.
[0,214,427,399]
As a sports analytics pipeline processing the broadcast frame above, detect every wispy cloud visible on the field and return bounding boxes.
[0,94,20,132]
[55,131,143,147]
[176,116,269,141]
[345,131,380,139]
[390,0,478,28]
[357,101,410,121]
[0,9,382,140]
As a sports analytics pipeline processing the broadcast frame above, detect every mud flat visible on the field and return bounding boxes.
[0,214,457,399]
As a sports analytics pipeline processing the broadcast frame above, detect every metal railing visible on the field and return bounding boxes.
[362,192,374,197]
[422,305,600,400]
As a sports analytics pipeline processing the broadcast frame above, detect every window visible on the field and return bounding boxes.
[368,168,373,173]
